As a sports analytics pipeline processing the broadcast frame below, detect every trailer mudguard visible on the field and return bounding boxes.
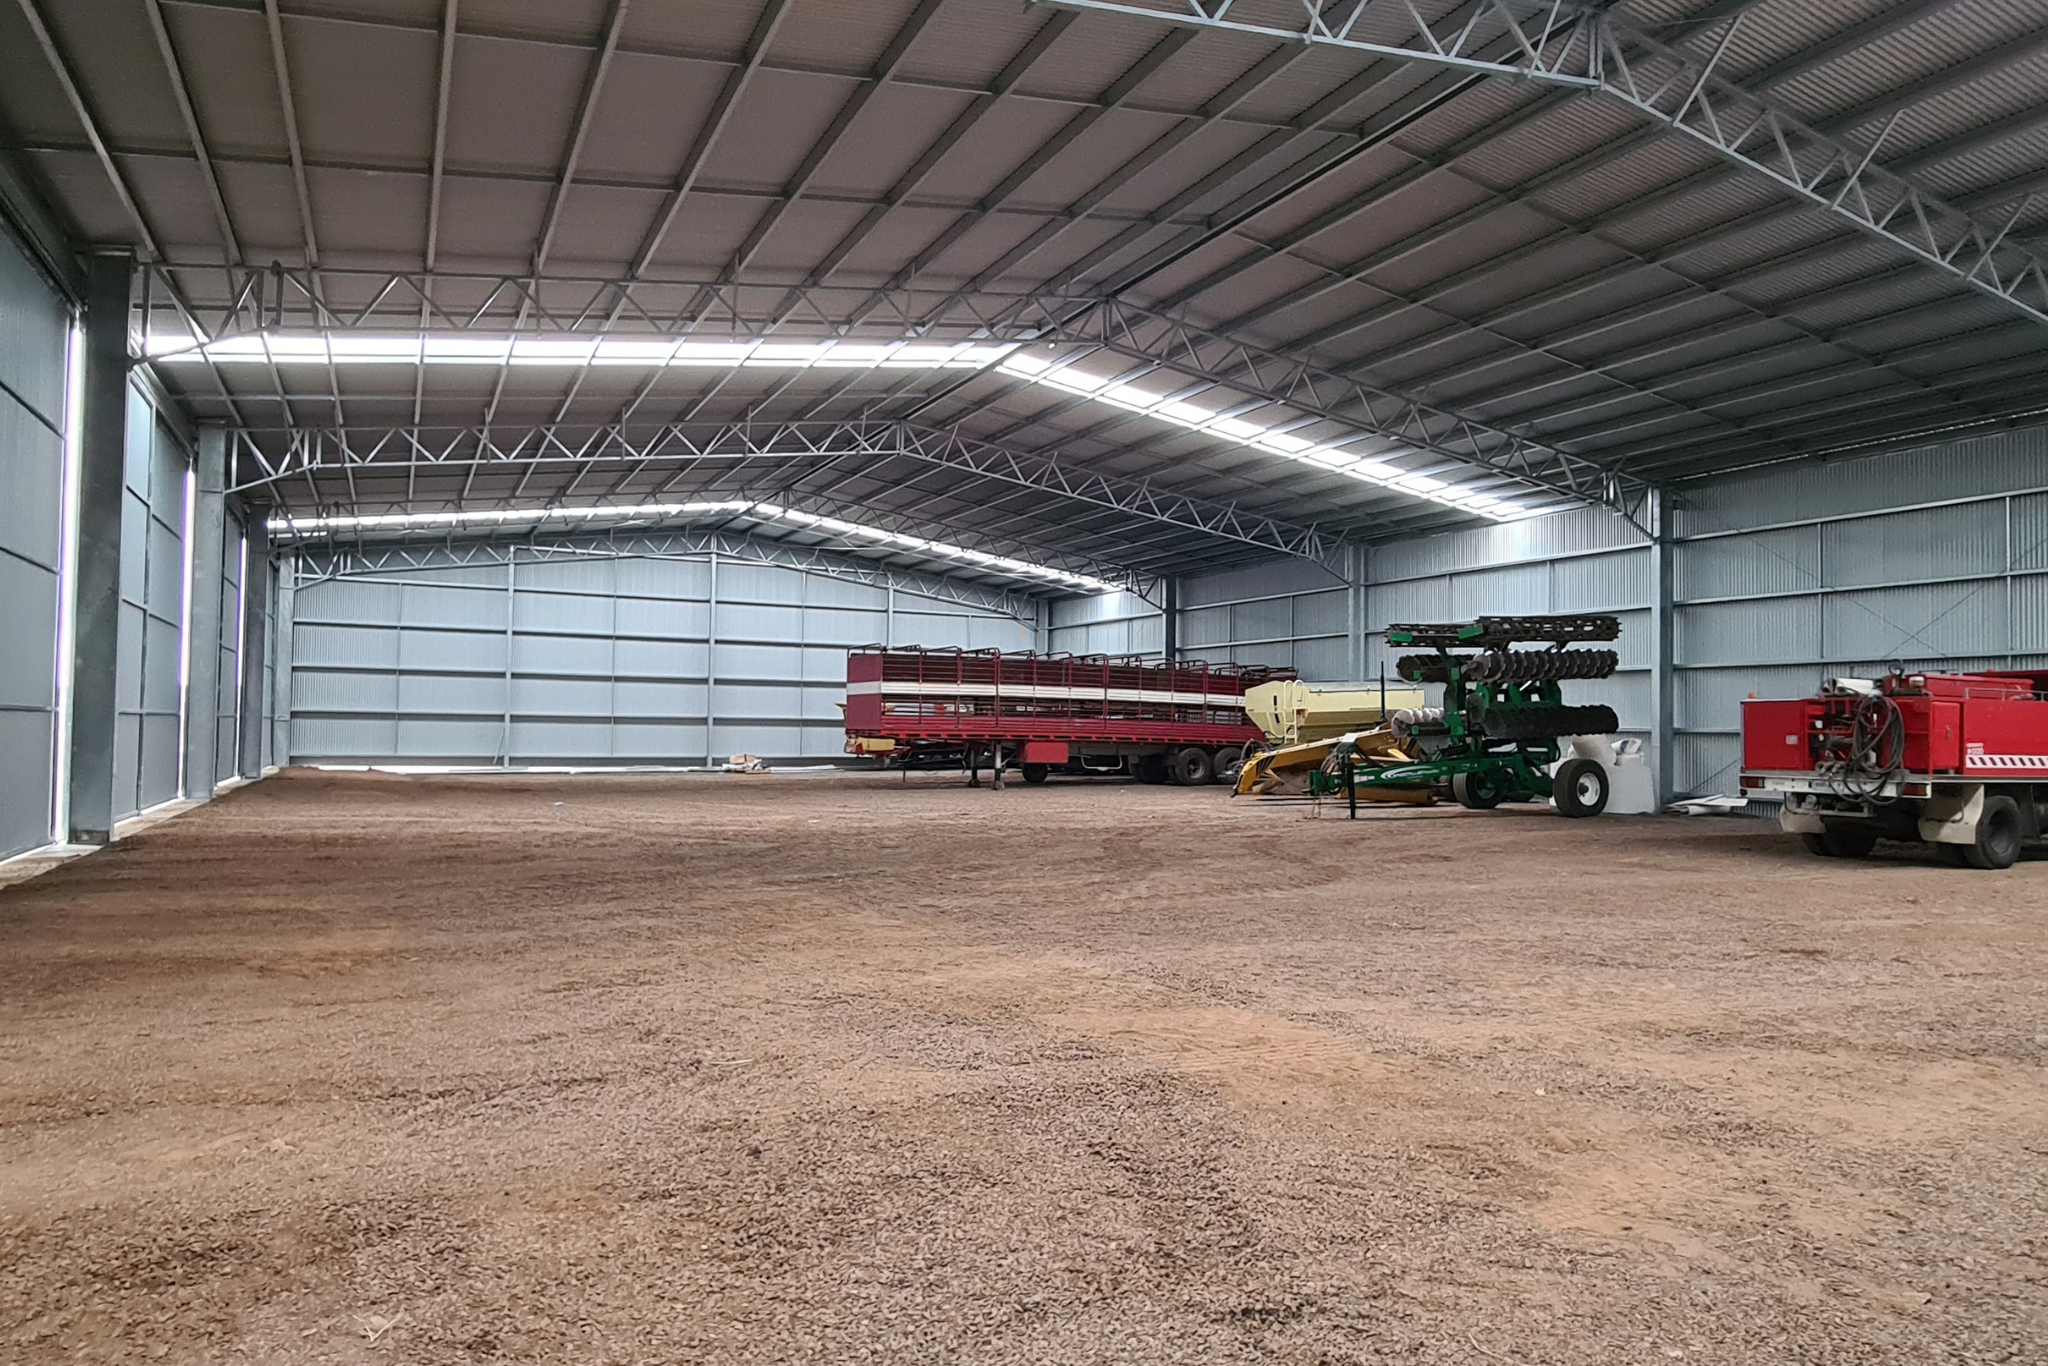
[1917,784,1984,844]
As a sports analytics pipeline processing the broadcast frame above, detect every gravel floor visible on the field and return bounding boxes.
[1,769,2044,1364]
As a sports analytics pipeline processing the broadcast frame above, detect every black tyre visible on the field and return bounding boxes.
[1452,770,1505,810]
[1168,746,1214,787]
[1819,823,1879,858]
[1552,758,1609,818]
[1801,832,1834,858]
[1213,746,1246,783]
[1135,753,1170,785]
[1936,842,1969,867]
[1020,763,1049,785]
[1963,793,2022,870]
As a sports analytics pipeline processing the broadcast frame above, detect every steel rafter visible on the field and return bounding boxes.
[289,529,1047,619]
[1032,0,2048,332]
[224,417,1335,566]
[1000,295,1644,519]
[143,264,1624,519]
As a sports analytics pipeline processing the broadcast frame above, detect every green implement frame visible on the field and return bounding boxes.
[1312,615,1623,817]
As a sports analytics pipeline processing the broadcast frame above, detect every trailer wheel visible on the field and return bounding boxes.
[1135,754,1170,785]
[1963,793,2022,870]
[1213,746,1246,783]
[1552,758,1609,817]
[1169,746,1214,786]
[1021,763,1049,785]
[1452,770,1505,810]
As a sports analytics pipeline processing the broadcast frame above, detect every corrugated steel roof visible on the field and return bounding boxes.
[2,0,2045,585]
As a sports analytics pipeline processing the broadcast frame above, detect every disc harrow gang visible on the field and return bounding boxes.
[1480,704,1621,741]
[1386,614,1622,650]
[1396,648,1619,685]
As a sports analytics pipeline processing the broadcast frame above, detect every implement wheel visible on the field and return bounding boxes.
[1552,758,1609,818]
[1168,746,1214,786]
[1021,763,1049,785]
[1451,769,1505,810]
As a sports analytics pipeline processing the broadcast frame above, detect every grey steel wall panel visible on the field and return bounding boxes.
[2013,575,2048,653]
[1293,589,1349,637]
[1178,605,1227,648]
[1819,501,2007,589]
[2011,494,2048,573]
[1182,559,1345,607]
[1371,505,1648,582]
[287,544,1032,764]
[1549,553,1652,613]
[0,712,54,858]
[1676,597,1821,667]
[1450,564,1549,618]
[0,218,67,858]
[1675,526,1819,602]
[110,400,188,817]
[1822,582,2008,661]
[1231,596,1293,644]
[1672,428,2048,537]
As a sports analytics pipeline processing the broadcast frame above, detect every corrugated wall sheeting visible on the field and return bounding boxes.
[287,544,1035,765]
[1046,590,1162,658]
[0,224,67,857]
[113,390,188,817]
[1668,438,2048,798]
[214,519,243,784]
[1179,559,1354,680]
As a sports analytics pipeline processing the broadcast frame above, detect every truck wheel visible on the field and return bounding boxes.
[1135,754,1169,785]
[1169,746,1213,786]
[1963,794,2022,870]
[1552,758,1609,818]
[1213,746,1246,783]
[1806,823,1878,858]
[1021,763,1049,785]
[1452,770,1504,810]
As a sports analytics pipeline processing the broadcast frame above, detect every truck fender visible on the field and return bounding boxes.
[1778,803,1824,835]
[1917,784,1985,845]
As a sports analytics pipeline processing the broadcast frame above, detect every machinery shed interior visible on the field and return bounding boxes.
[2,1,2047,1361]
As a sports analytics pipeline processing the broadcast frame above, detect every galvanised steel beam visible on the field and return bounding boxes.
[150,266,1616,520]
[1031,0,2048,332]
[288,529,1048,620]
[225,417,1337,566]
[1000,295,1647,521]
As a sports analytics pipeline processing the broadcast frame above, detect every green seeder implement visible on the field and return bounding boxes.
[1310,614,1624,817]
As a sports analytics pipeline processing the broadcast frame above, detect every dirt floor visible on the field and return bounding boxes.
[1,771,2045,1364]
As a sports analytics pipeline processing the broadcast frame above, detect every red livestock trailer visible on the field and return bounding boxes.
[844,646,1291,786]
[1740,669,2048,869]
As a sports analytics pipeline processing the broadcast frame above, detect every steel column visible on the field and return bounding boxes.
[1161,577,1178,663]
[236,509,270,778]
[64,253,132,844]
[1648,487,1675,807]
[182,424,228,799]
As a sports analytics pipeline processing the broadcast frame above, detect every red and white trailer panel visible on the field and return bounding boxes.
[1739,669,2048,868]
[844,646,1289,785]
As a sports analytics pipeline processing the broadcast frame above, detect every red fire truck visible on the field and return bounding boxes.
[1740,669,2048,869]
[844,646,1288,786]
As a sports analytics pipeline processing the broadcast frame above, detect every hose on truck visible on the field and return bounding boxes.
[1817,690,1905,803]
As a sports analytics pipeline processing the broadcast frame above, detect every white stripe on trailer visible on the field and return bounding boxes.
[847,679,1244,707]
